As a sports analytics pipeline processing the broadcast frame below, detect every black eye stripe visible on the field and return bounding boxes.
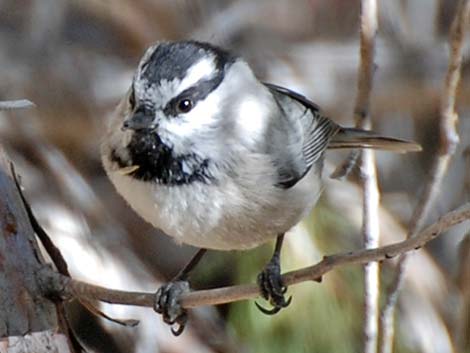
[164,73,224,116]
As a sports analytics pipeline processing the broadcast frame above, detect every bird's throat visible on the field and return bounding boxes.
[111,131,214,185]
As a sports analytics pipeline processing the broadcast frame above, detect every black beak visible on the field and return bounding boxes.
[122,109,156,131]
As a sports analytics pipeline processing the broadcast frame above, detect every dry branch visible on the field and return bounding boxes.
[353,1,380,352]
[39,203,470,310]
[0,99,35,111]
[379,1,470,352]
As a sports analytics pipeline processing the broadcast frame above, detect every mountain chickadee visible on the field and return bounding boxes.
[101,40,420,335]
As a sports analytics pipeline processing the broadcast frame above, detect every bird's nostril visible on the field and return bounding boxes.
[122,120,131,131]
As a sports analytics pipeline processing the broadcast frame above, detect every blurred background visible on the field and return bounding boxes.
[0,0,469,352]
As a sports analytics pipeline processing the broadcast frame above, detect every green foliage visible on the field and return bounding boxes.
[227,202,367,352]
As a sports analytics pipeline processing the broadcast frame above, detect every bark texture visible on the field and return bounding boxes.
[0,148,71,352]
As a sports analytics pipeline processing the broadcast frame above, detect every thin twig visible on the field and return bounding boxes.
[330,0,379,181]
[39,203,470,311]
[11,163,71,276]
[353,1,378,130]
[0,99,35,111]
[346,1,381,352]
[379,2,470,353]
[361,150,380,353]
[330,0,378,180]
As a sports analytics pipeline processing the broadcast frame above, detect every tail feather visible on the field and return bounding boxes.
[329,127,421,152]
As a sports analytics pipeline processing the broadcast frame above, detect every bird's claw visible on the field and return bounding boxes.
[256,257,292,315]
[154,280,190,336]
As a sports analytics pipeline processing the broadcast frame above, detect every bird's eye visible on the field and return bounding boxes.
[177,99,193,114]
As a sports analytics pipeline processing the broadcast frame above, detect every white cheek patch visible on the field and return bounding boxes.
[236,96,269,142]
[177,57,216,94]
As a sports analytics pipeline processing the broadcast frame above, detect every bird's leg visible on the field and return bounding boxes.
[154,248,207,336]
[256,234,292,315]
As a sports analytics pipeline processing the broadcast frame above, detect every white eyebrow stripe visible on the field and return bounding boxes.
[177,57,217,94]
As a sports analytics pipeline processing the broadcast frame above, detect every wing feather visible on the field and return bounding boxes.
[265,83,339,188]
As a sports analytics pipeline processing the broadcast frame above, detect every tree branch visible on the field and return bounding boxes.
[351,1,381,352]
[0,99,35,111]
[329,0,377,177]
[379,1,470,352]
[39,203,470,311]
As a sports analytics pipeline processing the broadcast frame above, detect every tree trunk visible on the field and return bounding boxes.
[0,148,73,353]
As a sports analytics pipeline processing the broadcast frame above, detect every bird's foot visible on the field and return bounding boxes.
[154,280,190,336]
[256,256,292,315]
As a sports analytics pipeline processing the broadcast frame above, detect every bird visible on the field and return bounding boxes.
[100,40,420,335]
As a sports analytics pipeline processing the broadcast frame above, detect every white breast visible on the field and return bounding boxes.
[103,159,323,251]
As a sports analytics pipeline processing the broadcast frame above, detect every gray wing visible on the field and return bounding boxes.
[265,83,340,188]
